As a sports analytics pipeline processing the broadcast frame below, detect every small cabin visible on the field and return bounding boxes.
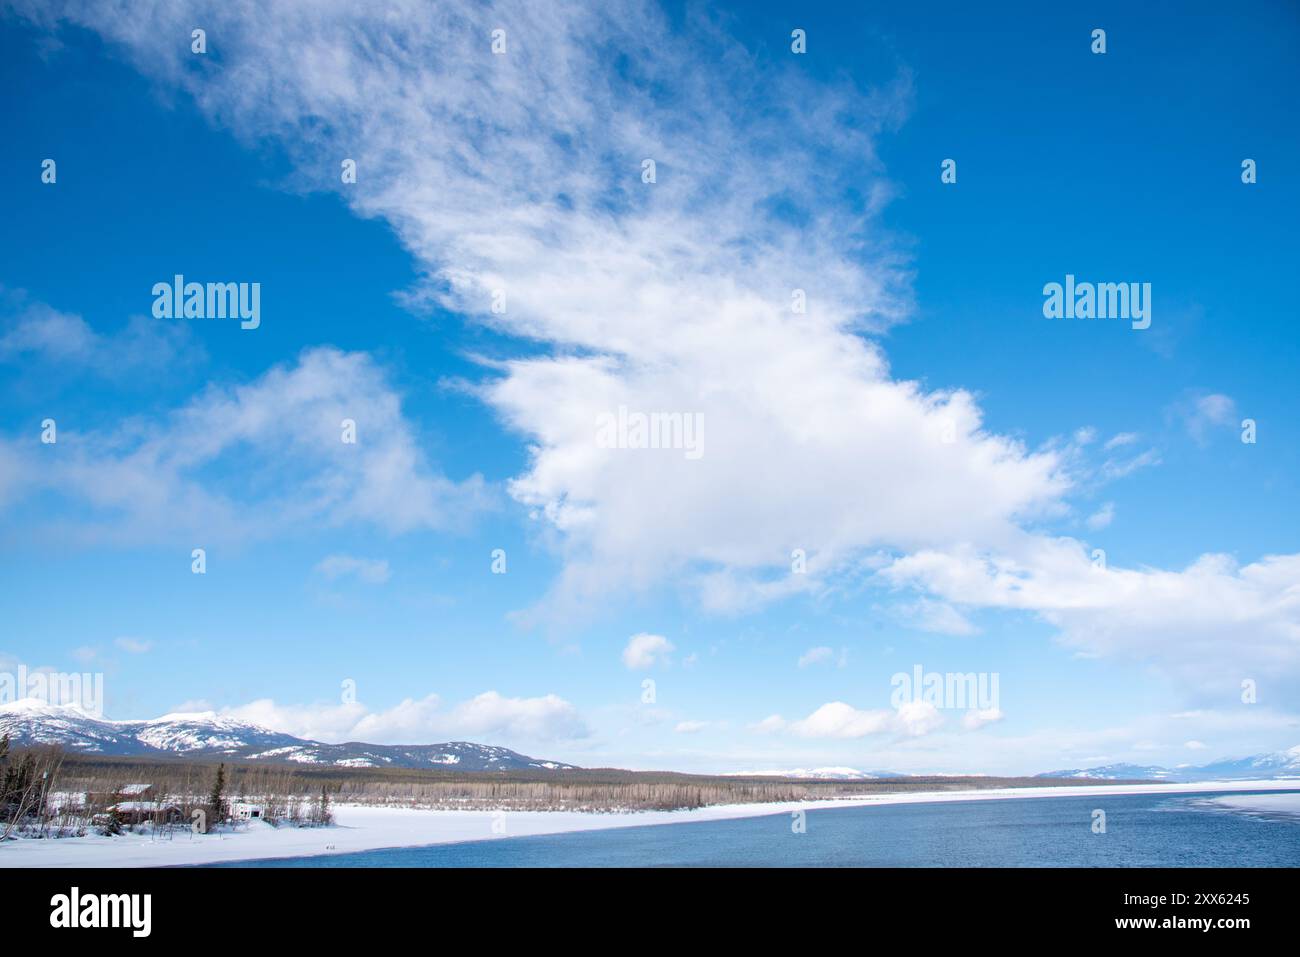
[231,802,265,821]
[108,801,182,825]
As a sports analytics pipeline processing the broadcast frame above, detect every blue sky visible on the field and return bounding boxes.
[1,0,1297,774]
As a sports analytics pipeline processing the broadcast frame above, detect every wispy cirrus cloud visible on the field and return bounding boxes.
[12,0,1299,708]
[11,1,1069,605]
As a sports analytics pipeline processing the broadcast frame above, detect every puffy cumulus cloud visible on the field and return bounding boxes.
[675,707,1300,779]
[493,348,1068,613]
[443,691,588,741]
[226,697,375,743]
[785,699,944,739]
[0,347,487,544]
[224,690,588,745]
[622,633,674,670]
[13,0,1067,614]
[674,720,709,734]
[881,535,1300,694]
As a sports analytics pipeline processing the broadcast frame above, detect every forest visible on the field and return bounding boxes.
[1,736,1125,841]
[1,736,334,839]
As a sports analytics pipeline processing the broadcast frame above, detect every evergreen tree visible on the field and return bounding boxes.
[317,784,332,825]
[206,762,228,828]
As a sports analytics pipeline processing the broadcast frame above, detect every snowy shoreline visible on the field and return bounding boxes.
[3,779,1297,868]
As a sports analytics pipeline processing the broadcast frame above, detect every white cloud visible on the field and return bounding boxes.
[1099,447,1161,482]
[881,536,1300,694]
[796,646,849,668]
[787,700,943,739]
[750,714,787,734]
[438,691,589,741]
[1085,502,1114,530]
[0,347,487,544]
[170,698,213,713]
[114,637,153,654]
[892,598,978,636]
[675,720,708,734]
[894,700,947,736]
[797,646,834,668]
[225,690,588,745]
[0,299,98,363]
[962,708,1004,730]
[14,0,1070,618]
[707,707,1300,778]
[225,697,382,744]
[622,633,674,670]
[314,554,391,584]
[16,0,1297,714]
[0,292,202,378]
[1174,392,1238,445]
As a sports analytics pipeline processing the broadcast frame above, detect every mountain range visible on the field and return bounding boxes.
[1034,748,1300,783]
[724,767,906,780]
[735,752,1300,782]
[5,701,1299,781]
[0,700,577,771]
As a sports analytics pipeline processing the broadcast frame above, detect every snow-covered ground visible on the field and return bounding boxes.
[2,779,1296,867]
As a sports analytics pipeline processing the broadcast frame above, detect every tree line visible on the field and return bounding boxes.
[33,751,1106,815]
[1,738,333,841]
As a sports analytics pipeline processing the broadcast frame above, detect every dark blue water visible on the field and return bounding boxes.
[215,790,1300,867]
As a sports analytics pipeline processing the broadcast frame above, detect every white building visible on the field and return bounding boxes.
[230,802,265,820]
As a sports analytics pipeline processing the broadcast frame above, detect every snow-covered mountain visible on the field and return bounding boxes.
[0,700,578,771]
[1037,746,1300,782]
[1035,763,1180,781]
[724,767,903,780]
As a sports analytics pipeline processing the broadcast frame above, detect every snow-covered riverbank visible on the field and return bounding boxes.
[3,779,1296,867]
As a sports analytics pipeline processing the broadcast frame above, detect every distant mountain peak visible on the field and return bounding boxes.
[1037,749,1300,783]
[150,710,225,723]
[0,699,578,772]
[0,698,97,718]
[723,767,903,780]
